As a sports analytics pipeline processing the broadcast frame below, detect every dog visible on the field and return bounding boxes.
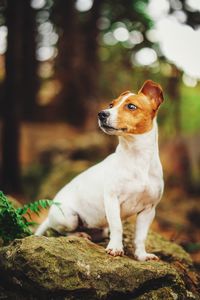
[35,80,164,261]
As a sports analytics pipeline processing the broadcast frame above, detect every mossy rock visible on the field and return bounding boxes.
[0,224,199,300]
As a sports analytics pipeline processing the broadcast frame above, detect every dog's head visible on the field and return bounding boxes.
[98,80,164,135]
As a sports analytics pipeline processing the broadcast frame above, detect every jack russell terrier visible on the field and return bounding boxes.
[35,80,164,261]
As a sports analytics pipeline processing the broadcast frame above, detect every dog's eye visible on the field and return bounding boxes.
[109,103,113,108]
[127,103,137,110]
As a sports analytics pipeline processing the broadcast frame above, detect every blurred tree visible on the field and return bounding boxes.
[1,0,37,194]
[164,0,200,192]
[79,0,102,120]
[1,0,23,194]
[52,0,86,126]
[167,65,181,134]
[21,0,38,121]
[166,68,192,193]
[52,0,102,126]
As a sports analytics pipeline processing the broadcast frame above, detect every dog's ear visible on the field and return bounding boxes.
[139,80,164,110]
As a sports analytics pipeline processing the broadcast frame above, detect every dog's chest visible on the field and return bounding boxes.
[114,171,162,217]
[120,187,153,218]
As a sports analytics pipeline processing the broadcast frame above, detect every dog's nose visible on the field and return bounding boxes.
[98,111,110,122]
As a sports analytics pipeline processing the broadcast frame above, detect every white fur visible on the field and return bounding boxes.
[35,118,163,261]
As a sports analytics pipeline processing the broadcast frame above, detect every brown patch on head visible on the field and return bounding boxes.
[116,81,164,135]
[117,94,154,134]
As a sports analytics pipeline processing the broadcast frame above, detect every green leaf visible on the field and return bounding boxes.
[0,190,53,244]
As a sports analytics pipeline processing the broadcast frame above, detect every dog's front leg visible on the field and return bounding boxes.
[134,206,159,261]
[104,195,124,256]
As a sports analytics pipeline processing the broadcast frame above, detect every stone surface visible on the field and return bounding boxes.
[0,223,199,300]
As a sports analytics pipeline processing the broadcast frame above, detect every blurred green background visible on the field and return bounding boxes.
[0,0,200,265]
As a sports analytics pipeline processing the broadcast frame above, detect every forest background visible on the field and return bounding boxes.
[0,0,200,268]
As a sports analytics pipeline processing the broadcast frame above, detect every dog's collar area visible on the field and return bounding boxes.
[101,124,127,131]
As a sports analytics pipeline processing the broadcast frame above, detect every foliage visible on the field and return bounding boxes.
[0,191,53,244]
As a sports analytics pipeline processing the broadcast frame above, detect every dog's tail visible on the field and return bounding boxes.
[34,218,49,236]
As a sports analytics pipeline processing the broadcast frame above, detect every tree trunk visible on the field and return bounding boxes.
[83,0,102,97]
[1,0,25,194]
[167,66,192,192]
[21,0,38,121]
[167,66,181,134]
[53,0,102,127]
[52,0,83,126]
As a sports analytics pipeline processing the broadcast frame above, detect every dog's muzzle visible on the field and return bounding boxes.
[98,111,110,125]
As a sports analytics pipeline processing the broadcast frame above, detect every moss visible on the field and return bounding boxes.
[146,231,192,266]
[0,227,199,299]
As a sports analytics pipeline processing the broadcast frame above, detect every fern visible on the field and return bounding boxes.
[17,199,53,216]
[0,191,53,244]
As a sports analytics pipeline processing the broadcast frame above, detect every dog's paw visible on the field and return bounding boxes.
[106,242,124,257]
[106,247,124,256]
[134,252,159,262]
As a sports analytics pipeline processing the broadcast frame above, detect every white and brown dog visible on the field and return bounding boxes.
[35,80,164,261]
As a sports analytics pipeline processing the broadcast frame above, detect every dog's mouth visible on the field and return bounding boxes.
[100,124,127,132]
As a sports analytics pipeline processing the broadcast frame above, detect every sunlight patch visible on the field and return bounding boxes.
[75,0,93,12]
[134,48,157,66]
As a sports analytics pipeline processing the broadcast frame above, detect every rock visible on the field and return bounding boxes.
[0,223,199,300]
